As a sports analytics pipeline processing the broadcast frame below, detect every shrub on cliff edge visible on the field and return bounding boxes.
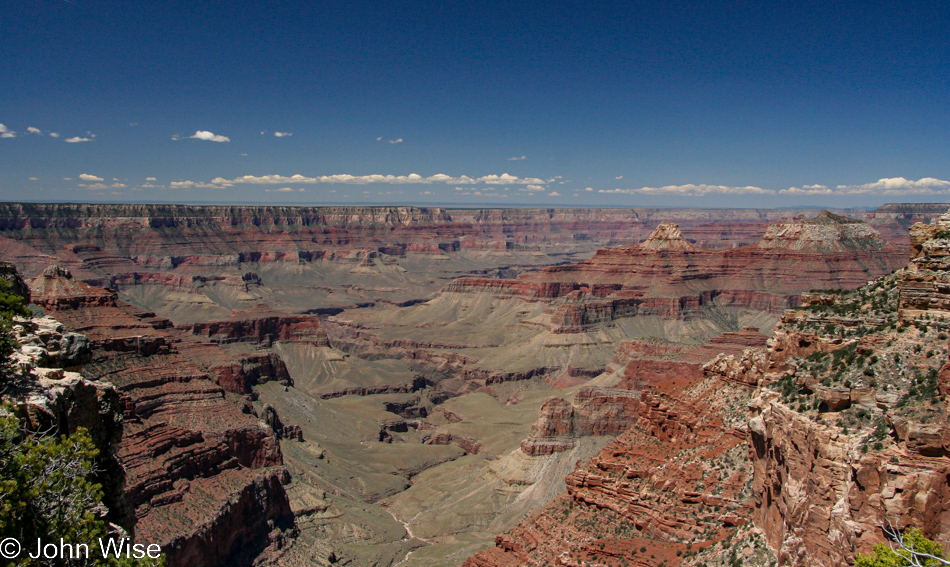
[0,412,166,566]
[855,527,949,567]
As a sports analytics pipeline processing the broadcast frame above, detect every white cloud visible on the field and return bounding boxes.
[585,187,593,191]
[79,173,104,182]
[169,180,231,189]
[388,138,403,144]
[600,184,775,196]
[80,183,126,190]
[479,173,531,185]
[521,184,546,192]
[146,177,156,181]
[780,177,950,196]
[29,177,38,181]
[49,132,60,138]
[548,191,561,197]
[586,177,950,198]
[265,187,296,193]
[421,191,433,195]
[0,124,15,138]
[615,176,623,180]
[777,185,834,196]
[64,136,93,143]
[508,155,526,161]
[211,172,550,186]
[274,131,292,137]
[189,130,230,142]
[26,127,42,135]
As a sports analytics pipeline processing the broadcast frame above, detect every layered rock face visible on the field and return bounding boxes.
[899,210,950,318]
[466,210,950,567]
[521,387,641,456]
[466,369,760,567]
[714,217,950,566]
[26,267,295,567]
[756,211,887,252]
[747,395,950,566]
[184,303,329,347]
[0,204,926,326]
[448,213,905,333]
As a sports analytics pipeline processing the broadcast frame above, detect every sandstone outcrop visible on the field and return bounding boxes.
[899,209,950,318]
[13,315,91,367]
[748,396,950,566]
[521,387,641,456]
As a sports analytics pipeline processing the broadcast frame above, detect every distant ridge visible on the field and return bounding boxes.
[875,203,950,213]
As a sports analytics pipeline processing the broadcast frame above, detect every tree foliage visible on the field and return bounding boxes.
[0,278,28,391]
[0,417,103,550]
[856,527,950,567]
[0,414,165,566]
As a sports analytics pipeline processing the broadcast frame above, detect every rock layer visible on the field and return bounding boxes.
[449,213,904,333]
[26,267,295,567]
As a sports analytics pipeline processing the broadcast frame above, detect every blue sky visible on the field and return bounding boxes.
[2,0,948,207]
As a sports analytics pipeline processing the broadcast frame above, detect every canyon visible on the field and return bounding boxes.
[0,203,945,566]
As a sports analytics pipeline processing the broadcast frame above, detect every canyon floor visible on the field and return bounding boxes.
[2,203,948,567]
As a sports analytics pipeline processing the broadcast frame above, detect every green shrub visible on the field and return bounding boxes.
[855,527,947,566]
